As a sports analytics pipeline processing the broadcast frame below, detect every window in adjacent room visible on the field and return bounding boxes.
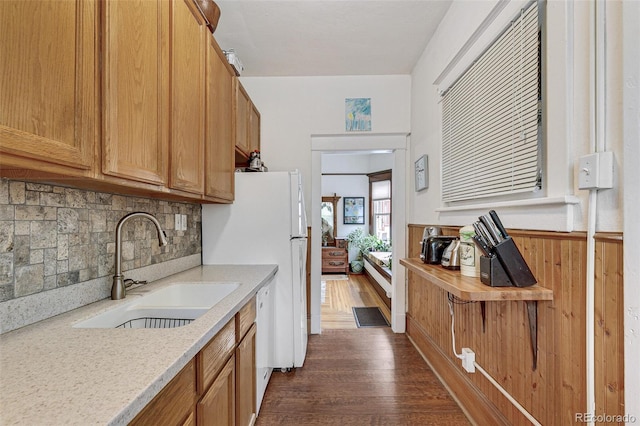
[441,0,542,203]
[369,171,391,243]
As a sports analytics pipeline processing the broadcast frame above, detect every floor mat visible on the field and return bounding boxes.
[352,307,390,328]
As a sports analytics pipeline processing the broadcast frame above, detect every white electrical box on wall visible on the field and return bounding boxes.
[578,151,614,190]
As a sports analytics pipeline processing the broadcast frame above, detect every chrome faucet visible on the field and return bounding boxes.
[112,212,168,300]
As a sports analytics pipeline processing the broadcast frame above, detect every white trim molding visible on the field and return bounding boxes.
[436,195,580,232]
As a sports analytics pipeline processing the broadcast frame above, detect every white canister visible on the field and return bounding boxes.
[459,225,480,277]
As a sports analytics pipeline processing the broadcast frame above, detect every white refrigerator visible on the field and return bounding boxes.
[201,171,308,375]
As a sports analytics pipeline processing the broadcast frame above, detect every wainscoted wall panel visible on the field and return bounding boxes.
[0,179,201,302]
[405,224,624,425]
[594,233,624,420]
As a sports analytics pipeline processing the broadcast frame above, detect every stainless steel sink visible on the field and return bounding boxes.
[73,282,240,329]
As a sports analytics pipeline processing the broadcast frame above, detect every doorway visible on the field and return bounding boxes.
[310,133,408,334]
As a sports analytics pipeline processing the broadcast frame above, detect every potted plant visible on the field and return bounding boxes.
[346,228,366,273]
[361,234,391,254]
[346,229,392,273]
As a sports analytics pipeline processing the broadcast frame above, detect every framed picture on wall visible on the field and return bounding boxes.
[414,155,428,191]
[345,98,371,132]
[343,197,365,224]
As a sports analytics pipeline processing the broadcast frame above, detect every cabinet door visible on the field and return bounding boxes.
[183,411,196,426]
[130,360,197,426]
[204,37,234,201]
[197,355,236,426]
[234,80,250,155]
[0,0,96,174]
[102,0,169,185]
[169,0,206,194]
[249,103,260,154]
[236,323,256,426]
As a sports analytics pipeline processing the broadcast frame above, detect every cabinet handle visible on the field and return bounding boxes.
[329,251,344,256]
[328,261,345,266]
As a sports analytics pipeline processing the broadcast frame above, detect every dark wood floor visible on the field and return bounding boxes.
[256,328,470,425]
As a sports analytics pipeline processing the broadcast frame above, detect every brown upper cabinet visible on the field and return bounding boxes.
[249,103,261,154]
[205,35,235,202]
[168,0,207,195]
[0,0,98,177]
[0,0,244,204]
[234,80,260,166]
[102,0,169,186]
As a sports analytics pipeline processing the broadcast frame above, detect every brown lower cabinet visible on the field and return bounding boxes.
[130,297,256,426]
[130,359,197,426]
[197,355,236,426]
[236,324,257,426]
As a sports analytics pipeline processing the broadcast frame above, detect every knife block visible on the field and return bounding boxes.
[480,255,512,287]
[492,237,537,287]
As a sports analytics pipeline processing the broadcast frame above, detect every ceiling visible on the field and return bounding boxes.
[212,0,453,77]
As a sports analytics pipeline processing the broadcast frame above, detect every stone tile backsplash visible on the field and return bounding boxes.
[0,179,201,302]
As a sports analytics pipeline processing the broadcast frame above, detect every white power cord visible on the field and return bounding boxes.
[447,297,465,360]
[473,361,542,426]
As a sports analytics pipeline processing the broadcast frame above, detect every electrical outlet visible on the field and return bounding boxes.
[462,348,476,373]
[181,214,187,231]
[174,214,181,230]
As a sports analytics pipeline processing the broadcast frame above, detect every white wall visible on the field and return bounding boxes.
[321,174,368,241]
[409,0,624,232]
[322,152,394,175]
[321,153,372,174]
[240,75,411,218]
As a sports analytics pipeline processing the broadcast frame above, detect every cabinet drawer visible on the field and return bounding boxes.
[322,258,347,268]
[130,359,196,426]
[236,297,256,342]
[198,318,236,395]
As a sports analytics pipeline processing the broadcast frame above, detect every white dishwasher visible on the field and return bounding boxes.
[256,278,274,414]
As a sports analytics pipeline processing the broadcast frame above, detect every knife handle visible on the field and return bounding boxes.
[475,221,496,247]
[471,235,490,256]
[473,222,490,247]
[489,210,509,238]
[480,215,502,243]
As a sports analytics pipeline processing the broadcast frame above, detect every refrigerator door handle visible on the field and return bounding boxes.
[290,171,308,238]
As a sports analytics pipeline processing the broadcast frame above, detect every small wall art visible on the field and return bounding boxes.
[345,98,371,132]
[343,197,365,224]
[414,155,428,191]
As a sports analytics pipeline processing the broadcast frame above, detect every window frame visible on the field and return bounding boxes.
[368,170,392,243]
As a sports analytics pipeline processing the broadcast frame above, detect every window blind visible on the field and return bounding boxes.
[371,180,391,200]
[441,1,541,202]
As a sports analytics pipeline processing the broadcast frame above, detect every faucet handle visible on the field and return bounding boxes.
[124,278,148,288]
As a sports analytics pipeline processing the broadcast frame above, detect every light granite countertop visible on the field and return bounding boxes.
[0,264,278,425]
